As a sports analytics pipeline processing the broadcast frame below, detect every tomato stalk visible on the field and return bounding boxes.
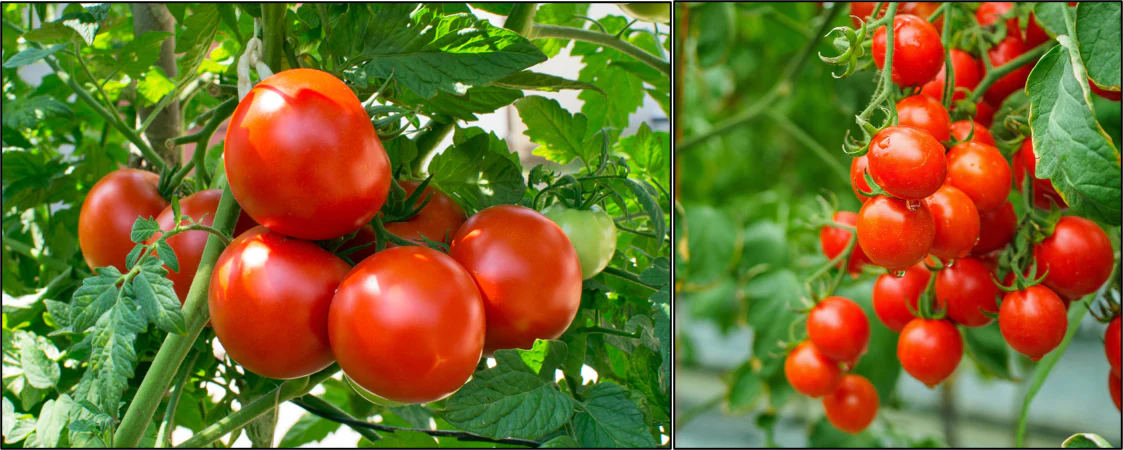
[503,3,538,36]
[969,41,1051,103]
[529,23,670,77]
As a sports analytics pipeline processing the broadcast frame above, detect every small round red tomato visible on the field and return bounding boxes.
[225,68,391,240]
[147,189,256,304]
[821,211,871,276]
[329,246,485,404]
[898,318,963,387]
[807,296,870,363]
[849,2,886,27]
[976,2,1050,47]
[971,201,1016,255]
[923,185,980,260]
[920,49,985,103]
[822,374,879,434]
[975,101,996,128]
[868,126,948,200]
[1089,78,1122,102]
[341,181,467,263]
[902,2,944,29]
[935,258,1001,327]
[209,226,350,379]
[984,36,1034,106]
[999,285,1068,361]
[873,263,931,332]
[850,155,873,202]
[1033,216,1114,300]
[785,341,843,398]
[1110,371,1122,412]
[1106,317,1121,377]
[896,95,952,141]
[1013,138,1066,209]
[949,120,996,146]
[857,196,936,271]
[872,14,945,87]
[945,142,1011,212]
[79,169,169,272]
[449,205,582,354]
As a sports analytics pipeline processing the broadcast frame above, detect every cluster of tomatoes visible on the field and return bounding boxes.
[78,68,615,405]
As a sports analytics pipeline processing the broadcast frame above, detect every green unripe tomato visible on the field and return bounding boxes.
[618,3,671,24]
[543,204,617,280]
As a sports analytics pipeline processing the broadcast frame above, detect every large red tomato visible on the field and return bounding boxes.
[225,68,391,240]
[921,49,985,103]
[449,205,582,354]
[857,196,936,271]
[868,126,947,200]
[329,246,485,404]
[1013,138,1066,209]
[945,142,1011,212]
[898,318,963,387]
[999,285,1068,361]
[923,184,980,260]
[850,155,873,203]
[984,36,1034,106]
[820,211,871,276]
[873,263,931,332]
[784,341,843,398]
[822,374,879,434]
[1106,317,1121,377]
[872,15,945,87]
[341,181,467,262]
[971,201,1016,255]
[1033,216,1114,300]
[896,95,951,141]
[935,257,1001,327]
[78,169,169,272]
[807,296,870,363]
[949,120,996,146]
[209,226,350,379]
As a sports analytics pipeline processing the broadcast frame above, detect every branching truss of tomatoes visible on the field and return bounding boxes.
[781,1,1122,436]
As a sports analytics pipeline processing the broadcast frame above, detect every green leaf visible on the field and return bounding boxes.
[507,339,568,382]
[694,3,735,67]
[136,67,176,106]
[1062,433,1114,448]
[68,269,121,333]
[278,412,340,448]
[681,204,736,285]
[615,124,669,186]
[18,332,60,389]
[383,135,418,177]
[399,85,524,122]
[469,3,513,16]
[1,96,74,130]
[119,31,174,78]
[154,239,179,273]
[515,96,592,165]
[133,261,186,334]
[368,430,438,448]
[539,435,581,448]
[176,4,221,78]
[428,130,526,212]
[963,323,1014,380]
[73,295,146,418]
[493,71,605,95]
[2,44,67,68]
[1076,2,1121,88]
[573,383,657,448]
[724,361,763,412]
[743,271,802,378]
[21,22,84,45]
[33,395,79,448]
[626,345,667,415]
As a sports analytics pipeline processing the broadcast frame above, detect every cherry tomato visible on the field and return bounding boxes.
[971,201,1016,255]
[820,211,871,277]
[78,169,169,272]
[857,196,936,271]
[1013,138,1066,209]
[209,226,350,379]
[923,185,980,260]
[341,181,468,263]
[902,2,944,29]
[868,126,948,200]
[1089,78,1122,102]
[999,285,1068,361]
[822,374,879,434]
[329,246,485,404]
[1106,317,1121,377]
[898,318,963,387]
[850,155,873,203]
[872,14,945,87]
[225,68,391,240]
[976,2,1050,47]
[920,49,984,103]
[147,189,256,304]
[543,204,618,280]
[1033,216,1114,300]
[935,258,1001,327]
[784,341,843,398]
[984,35,1034,106]
[945,142,1011,212]
[975,101,996,128]
[873,263,931,332]
[896,95,952,141]
[1111,371,1122,412]
[849,2,886,27]
[807,296,870,363]
[449,205,582,354]
[949,120,996,146]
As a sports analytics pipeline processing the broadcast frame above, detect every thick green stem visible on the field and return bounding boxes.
[292,396,382,442]
[260,3,287,71]
[2,236,71,271]
[409,117,455,175]
[969,42,1051,103]
[503,3,537,36]
[601,267,659,293]
[531,23,670,76]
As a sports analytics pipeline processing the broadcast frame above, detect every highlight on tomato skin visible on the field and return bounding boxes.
[78,169,169,273]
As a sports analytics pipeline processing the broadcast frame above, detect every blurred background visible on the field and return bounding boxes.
[673,2,1122,447]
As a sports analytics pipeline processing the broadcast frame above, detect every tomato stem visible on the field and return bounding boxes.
[530,24,670,77]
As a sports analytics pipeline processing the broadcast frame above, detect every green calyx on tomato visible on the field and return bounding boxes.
[618,3,670,23]
[542,204,618,280]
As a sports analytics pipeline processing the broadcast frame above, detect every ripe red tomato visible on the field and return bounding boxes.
[920,49,985,103]
[857,196,936,271]
[984,36,1034,106]
[868,126,947,200]
[147,189,256,304]
[1089,79,1122,102]
[225,68,391,241]
[822,374,879,434]
[872,14,945,87]
[807,296,870,363]
[949,120,996,146]
[976,2,1050,47]
[1106,317,1121,377]
[971,201,1016,255]
[784,341,843,398]
[850,155,873,203]
[898,318,963,387]
[902,2,944,29]
[449,205,582,354]
[873,263,930,332]
[999,285,1068,361]
[820,211,871,276]
[78,169,169,272]
[935,258,1001,327]
[896,95,952,141]
[209,226,350,379]
[849,2,885,27]
[1013,138,1066,209]
[1111,371,1122,412]
[945,142,1011,212]
[329,246,485,404]
[923,185,981,260]
[341,181,467,263]
[975,101,996,128]
[1033,216,1114,300]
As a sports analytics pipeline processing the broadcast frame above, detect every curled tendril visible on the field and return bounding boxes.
[842,105,890,156]
[818,18,869,79]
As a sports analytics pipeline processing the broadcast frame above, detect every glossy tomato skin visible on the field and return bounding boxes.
[923,185,980,260]
[898,318,963,387]
[449,205,582,354]
[868,126,947,200]
[329,246,485,404]
[873,263,931,332]
[950,120,996,146]
[850,155,873,203]
[975,101,996,128]
[984,36,1034,106]
[820,211,871,276]
[935,258,1001,327]
[1110,371,1122,412]
[921,49,984,103]
[872,15,945,87]
[785,341,843,398]
[209,226,350,379]
[999,285,1068,361]
[945,142,1011,212]
[896,95,952,141]
[849,2,885,27]
[79,169,169,272]
[225,68,391,240]
[807,296,870,363]
[971,201,1016,255]
[1013,138,1066,209]
[1033,216,1114,300]
[857,196,936,271]
[822,374,879,434]
[543,204,618,280]
[147,190,256,304]
[1089,79,1122,102]
[1106,317,1121,377]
